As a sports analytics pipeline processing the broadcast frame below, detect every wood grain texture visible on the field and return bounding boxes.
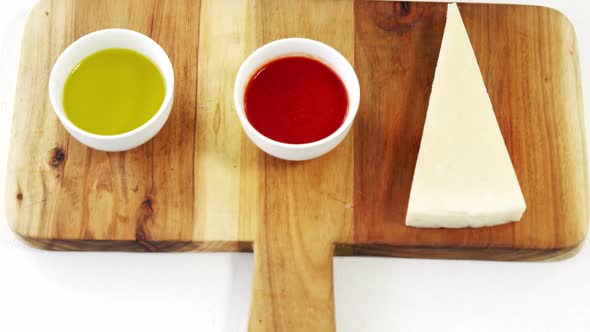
[194,0,261,243]
[248,2,354,330]
[5,1,588,330]
[7,0,200,244]
[9,0,586,256]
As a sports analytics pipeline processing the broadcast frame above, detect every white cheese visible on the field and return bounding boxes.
[406,3,526,228]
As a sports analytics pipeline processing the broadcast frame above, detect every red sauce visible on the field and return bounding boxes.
[244,56,348,144]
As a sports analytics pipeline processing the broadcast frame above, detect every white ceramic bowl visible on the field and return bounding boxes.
[48,29,174,152]
[234,38,360,161]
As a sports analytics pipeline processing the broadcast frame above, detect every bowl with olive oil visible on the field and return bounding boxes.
[49,29,174,151]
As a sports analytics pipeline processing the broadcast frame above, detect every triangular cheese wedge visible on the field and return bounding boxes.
[406,3,526,228]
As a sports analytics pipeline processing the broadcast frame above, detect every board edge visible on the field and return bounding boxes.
[336,241,587,262]
[4,0,47,235]
[13,234,254,253]
[12,233,586,262]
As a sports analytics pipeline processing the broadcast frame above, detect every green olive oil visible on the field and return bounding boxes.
[63,48,165,135]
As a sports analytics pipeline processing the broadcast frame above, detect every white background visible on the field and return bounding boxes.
[1,1,589,331]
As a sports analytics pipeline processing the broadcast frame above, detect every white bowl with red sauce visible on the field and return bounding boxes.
[234,38,360,161]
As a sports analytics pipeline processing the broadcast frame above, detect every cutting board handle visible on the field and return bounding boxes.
[248,233,337,331]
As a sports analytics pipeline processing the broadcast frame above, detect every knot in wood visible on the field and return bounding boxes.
[372,2,423,32]
[49,147,66,168]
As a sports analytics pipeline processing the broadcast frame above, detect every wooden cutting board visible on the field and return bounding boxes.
[6,1,587,330]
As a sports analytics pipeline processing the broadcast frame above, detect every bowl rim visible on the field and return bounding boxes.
[233,37,360,150]
[48,28,175,141]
